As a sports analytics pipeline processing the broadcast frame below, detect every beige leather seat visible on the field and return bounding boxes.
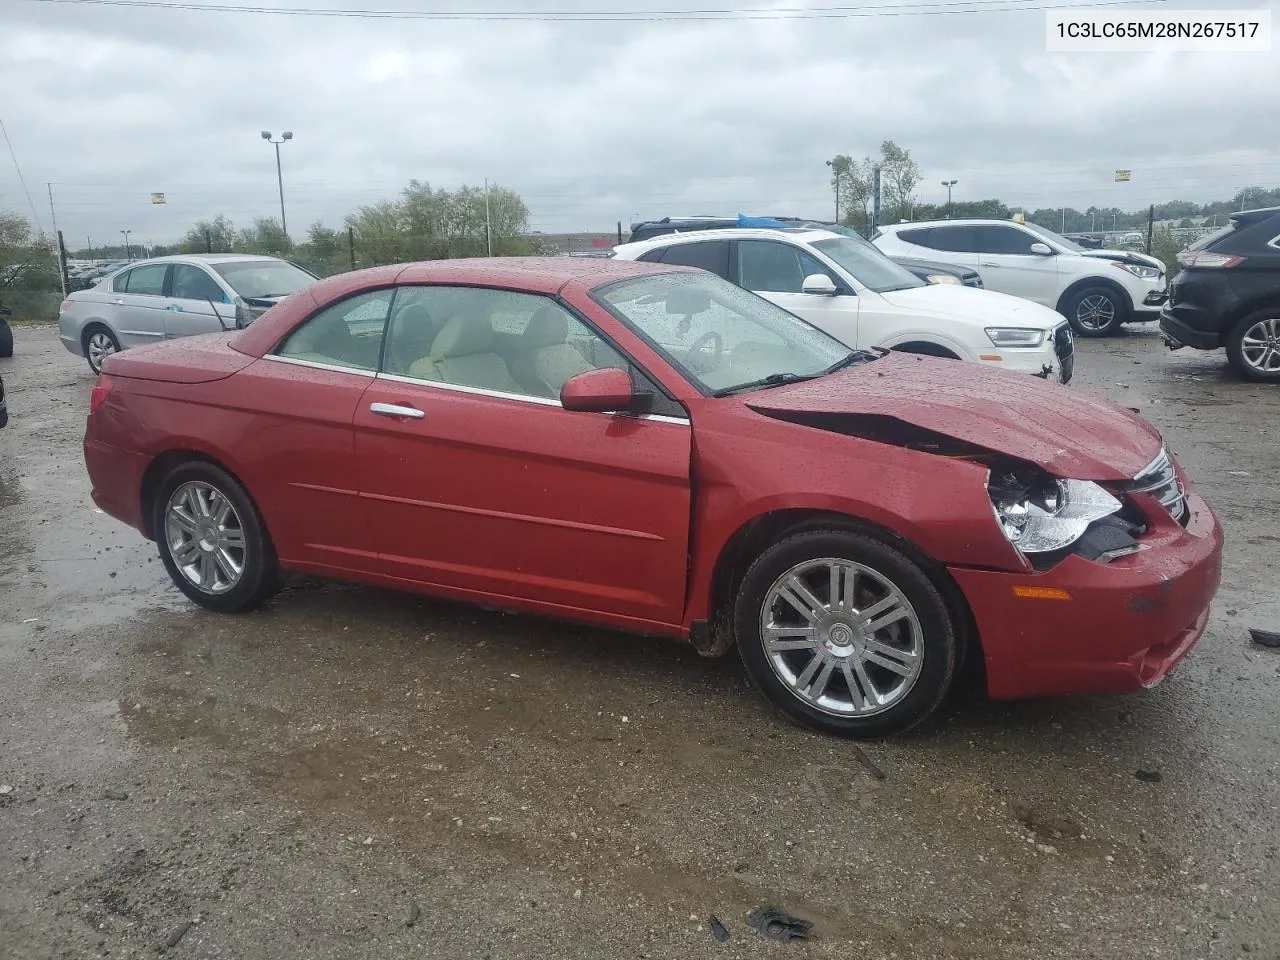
[510,306,597,397]
[408,316,523,394]
[384,303,438,376]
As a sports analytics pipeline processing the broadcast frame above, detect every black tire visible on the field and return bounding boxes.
[1225,309,1280,383]
[0,318,13,357]
[83,324,121,375]
[734,528,958,739]
[152,461,280,613]
[1062,284,1130,338]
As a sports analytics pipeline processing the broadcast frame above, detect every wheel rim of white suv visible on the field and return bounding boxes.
[1076,294,1116,331]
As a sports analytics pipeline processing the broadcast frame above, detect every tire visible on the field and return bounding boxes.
[734,528,958,739]
[152,461,280,613]
[1225,310,1280,383]
[0,318,12,358]
[1062,284,1129,337]
[83,325,121,375]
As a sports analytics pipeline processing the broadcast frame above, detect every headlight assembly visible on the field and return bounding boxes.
[1117,262,1161,280]
[988,469,1122,554]
[925,273,961,285]
[985,327,1047,348]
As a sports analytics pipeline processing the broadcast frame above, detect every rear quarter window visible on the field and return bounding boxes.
[896,228,932,245]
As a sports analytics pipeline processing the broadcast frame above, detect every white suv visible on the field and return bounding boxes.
[873,219,1167,338]
[612,227,1075,382]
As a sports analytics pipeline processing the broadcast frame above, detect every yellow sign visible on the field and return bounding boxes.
[1114,170,1131,182]
[150,192,166,204]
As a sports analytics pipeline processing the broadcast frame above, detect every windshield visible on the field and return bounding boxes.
[810,235,923,293]
[1021,221,1085,253]
[594,271,860,395]
[212,260,317,299]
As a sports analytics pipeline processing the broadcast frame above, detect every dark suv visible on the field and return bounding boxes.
[1161,206,1280,382]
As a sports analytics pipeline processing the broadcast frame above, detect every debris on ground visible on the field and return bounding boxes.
[747,907,813,942]
[1248,629,1280,648]
[1135,770,1163,783]
[102,789,129,801]
[405,902,420,927]
[0,785,12,794]
[163,921,192,951]
[852,745,887,781]
[709,915,730,942]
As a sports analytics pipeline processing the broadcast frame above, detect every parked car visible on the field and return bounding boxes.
[83,257,1221,738]
[58,254,320,374]
[628,216,984,288]
[1064,233,1105,249]
[613,227,1074,382]
[0,304,12,358]
[1160,206,1280,382]
[873,219,1168,337]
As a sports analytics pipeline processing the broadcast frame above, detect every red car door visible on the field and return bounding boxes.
[353,286,693,630]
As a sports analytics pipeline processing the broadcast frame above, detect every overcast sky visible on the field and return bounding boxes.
[2,0,1278,247]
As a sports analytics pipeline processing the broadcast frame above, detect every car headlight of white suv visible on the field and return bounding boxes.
[1116,262,1162,280]
[985,327,1047,348]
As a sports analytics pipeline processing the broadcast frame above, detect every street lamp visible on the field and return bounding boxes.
[260,130,294,241]
[941,179,958,217]
[120,229,132,260]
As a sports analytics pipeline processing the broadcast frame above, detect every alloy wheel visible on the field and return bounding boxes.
[759,558,924,718]
[1075,294,1116,332]
[164,481,247,595]
[87,331,118,372]
[1240,316,1280,374]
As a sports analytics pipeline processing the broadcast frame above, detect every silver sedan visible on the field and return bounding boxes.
[58,254,319,374]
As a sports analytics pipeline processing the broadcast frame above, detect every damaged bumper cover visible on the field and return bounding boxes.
[951,487,1222,700]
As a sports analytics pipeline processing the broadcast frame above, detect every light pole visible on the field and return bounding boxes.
[260,130,293,242]
[120,229,132,260]
[941,179,957,217]
[827,159,842,223]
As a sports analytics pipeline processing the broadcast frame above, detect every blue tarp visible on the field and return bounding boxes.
[736,214,793,229]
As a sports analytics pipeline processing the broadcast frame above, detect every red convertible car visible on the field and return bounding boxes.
[83,258,1223,737]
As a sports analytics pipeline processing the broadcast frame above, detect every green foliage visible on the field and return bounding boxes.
[828,141,921,230]
[1148,226,1184,276]
[179,215,237,253]
[0,211,60,318]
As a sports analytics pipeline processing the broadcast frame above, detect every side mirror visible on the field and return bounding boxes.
[1029,242,1053,256]
[801,274,838,295]
[560,367,634,413]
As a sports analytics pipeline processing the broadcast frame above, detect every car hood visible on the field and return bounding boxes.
[876,284,1061,330]
[745,351,1161,481]
[1079,249,1165,271]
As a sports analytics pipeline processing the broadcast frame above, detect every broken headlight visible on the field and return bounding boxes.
[988,469,1122,554]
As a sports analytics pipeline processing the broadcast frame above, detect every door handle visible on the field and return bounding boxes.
[980,261,999,267]
[370,402,425,420]
[111,298,124,304]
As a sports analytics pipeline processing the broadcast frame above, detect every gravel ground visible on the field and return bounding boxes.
[1,322,1278,960]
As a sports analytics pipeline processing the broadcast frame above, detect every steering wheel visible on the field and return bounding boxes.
[688,330,724,364]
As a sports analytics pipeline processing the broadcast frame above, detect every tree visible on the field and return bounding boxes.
[828,154,876,234]
[878,140,921,223]
[179,215,237,254]
[236,218,291,257]
[0,211,60,319]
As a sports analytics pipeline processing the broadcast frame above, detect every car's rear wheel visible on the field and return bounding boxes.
[153,461,280,613]
[1225,310,1280,383]
[83,325,120,374]
[734,528,958,738]
[1063,285,1128,337]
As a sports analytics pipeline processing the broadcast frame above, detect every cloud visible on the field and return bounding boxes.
[1,0,1278,243]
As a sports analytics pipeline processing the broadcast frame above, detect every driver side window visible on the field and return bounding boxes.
[737,240,834,293]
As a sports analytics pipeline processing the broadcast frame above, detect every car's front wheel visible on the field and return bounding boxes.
[734,528,958,738]
[1225,310,1280,383]
[153,461,280,613]
[83,325,120,374]
[1063,285,1129,337]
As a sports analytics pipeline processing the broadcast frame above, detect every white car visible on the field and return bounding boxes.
[873,219,1167,338]
[612,227,1074,383]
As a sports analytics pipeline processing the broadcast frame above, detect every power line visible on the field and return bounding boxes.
[16,0,1170,21]
[0,116,44,233]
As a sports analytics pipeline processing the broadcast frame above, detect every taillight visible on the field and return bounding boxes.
[59,299,73,313]
[89,376,113,414]
[1177,250,1243,269]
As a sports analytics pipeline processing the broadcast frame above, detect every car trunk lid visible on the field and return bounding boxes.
[99,333,255,384]
[744,352,1161,481]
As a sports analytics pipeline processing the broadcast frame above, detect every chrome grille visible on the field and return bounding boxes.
[1129,448,1187,523]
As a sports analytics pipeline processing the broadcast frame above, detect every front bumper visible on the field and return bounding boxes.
[988,326,1073,384]
[949,487,1222,700]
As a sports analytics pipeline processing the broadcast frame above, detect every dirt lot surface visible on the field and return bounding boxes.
[2,323,1278,960]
